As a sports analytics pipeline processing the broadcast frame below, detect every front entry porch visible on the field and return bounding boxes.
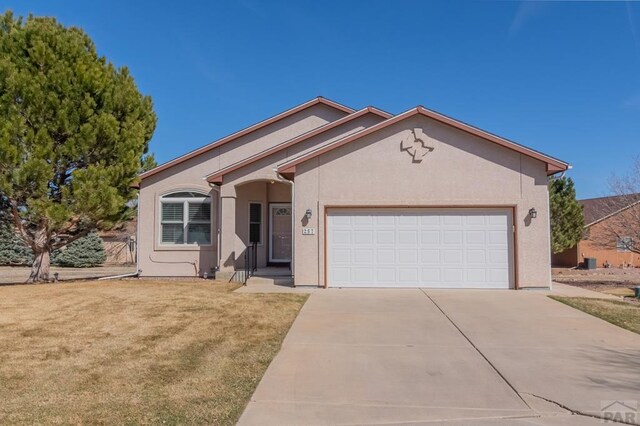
[217,179,294,284]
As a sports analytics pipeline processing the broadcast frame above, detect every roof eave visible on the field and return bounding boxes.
[205,107,392,183]
[139,97,355,181]
[276,106,570,178]
[207,175,223,184]
[584,199,640,228]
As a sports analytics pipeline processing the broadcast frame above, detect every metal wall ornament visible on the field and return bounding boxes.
[401,127,435,162]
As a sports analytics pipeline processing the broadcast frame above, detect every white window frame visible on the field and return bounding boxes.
[248,201,263,246]
[159,193,212,246]
[617,236,633,252]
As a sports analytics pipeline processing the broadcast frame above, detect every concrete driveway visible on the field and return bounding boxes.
[239,289,640,425]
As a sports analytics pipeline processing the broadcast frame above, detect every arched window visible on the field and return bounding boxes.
[160,191,211,245]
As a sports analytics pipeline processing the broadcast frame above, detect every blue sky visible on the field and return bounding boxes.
[2,1,639,199]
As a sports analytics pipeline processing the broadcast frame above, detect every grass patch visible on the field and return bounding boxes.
[0,279,308,425]
[599,287,636,297]
[550,296,640,335]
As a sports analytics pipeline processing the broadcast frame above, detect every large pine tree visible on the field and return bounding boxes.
[0,12,156,281]
[549,176,584,254]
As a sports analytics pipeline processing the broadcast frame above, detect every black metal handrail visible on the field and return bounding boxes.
[243,242,258,285]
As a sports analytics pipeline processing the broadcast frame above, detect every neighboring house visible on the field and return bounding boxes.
[136,97,569,289]
[552,195,640,268]
[98,217,137,265]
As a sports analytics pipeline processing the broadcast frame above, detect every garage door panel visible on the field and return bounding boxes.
[465,230,486,244]
[466,269,486,282]
[354,249,374,264]
[353,215,373,225]
[375,215,395,225]
[442,268,464,282]
[398,249,418,264]
[488,230,508,245]
[443,249,463,264]
[354,230,373,244]
[488,249,508,264]
[489,269,509,283]
[398,230,418,245]
[331,230,351,244]
[420,215,439,225]
[443,230,463,244]
[353,268,374,283]
[332,249,351,263]
[376,268,396,282]
[398,268,419,283]
[327,208,513,289]
[331,267,350,283]
[376,249,396,264]
[420,249,440,263]
[332,215,351,225]
[466,215,486,225]
[489,215,508,225]
[398,215,418,226]
[421,268,441,282]
[467,249,486,263]
[420,230,440,244]
[442,215,463,225]
[376,230,395,244]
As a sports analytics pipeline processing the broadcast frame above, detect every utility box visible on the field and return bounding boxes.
[584,258,597,270]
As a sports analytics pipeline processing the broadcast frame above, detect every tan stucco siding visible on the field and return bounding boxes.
[142,103,347,189]
[221,112,385,188]
[138,103,345,277]
[137,182,218,277]
[293,115,551,288]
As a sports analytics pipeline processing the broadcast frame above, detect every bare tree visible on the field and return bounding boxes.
[590,158,640,257]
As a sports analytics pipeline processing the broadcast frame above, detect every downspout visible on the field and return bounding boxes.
[275,170,294,280]
[209,183,222,274]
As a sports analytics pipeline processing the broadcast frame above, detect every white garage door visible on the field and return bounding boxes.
[327,208,514,288]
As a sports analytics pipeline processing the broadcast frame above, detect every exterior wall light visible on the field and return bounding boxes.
[305,208,312,219]
[529,208,537,219]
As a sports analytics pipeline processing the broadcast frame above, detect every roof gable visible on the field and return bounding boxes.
[277,106,569,177]
[580,194,640,227]
[139,97,354,181]
[206,107,391,184]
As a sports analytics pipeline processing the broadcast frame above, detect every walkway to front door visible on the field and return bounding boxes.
[239,289,640,425]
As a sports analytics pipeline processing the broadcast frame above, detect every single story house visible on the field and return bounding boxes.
[136,97,569,289]
[552,194,640,268]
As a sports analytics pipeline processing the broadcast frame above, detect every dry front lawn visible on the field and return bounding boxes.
[0,280,308,425]
[550,296,640,335]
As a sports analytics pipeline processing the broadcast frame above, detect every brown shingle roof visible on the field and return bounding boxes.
[277,106,570,177]
[580,194,640,226]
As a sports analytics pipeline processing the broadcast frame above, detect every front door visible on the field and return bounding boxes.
[269,203,292,263]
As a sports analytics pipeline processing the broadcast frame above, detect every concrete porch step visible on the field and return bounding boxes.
[253,267,292,276]
[246,276,294,286]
